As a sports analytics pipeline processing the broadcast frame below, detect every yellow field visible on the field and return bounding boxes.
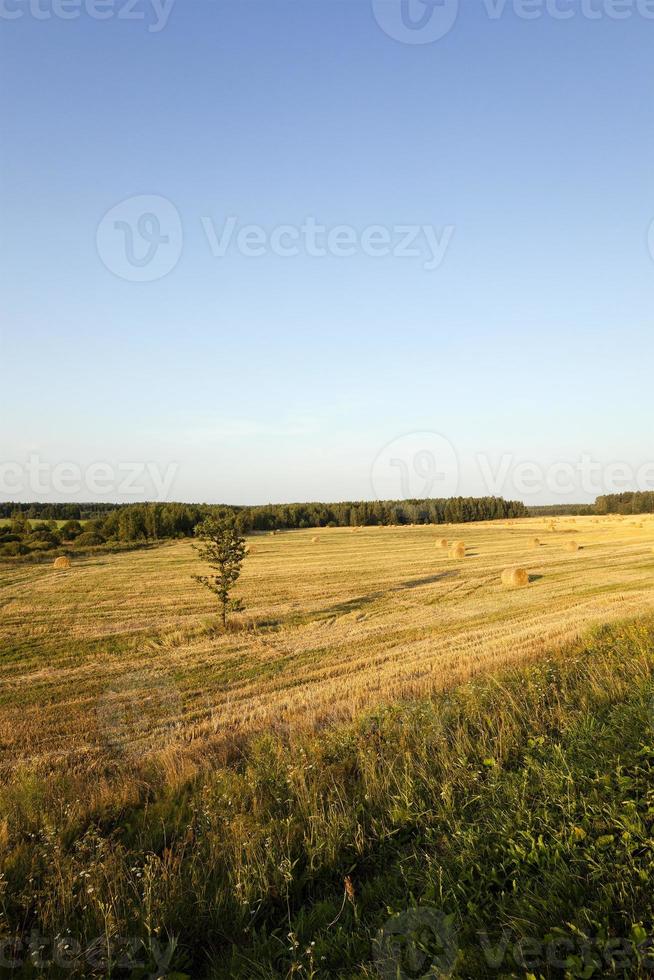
[2,515,654,789]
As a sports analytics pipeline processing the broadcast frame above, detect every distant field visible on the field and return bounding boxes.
[2,514,654,786]
[0,517,80,527]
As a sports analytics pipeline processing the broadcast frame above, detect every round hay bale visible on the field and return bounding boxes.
[311,536,319,543]
[437,538,449,549]
[449,543,466,559]
[53,556,71,570]
[565,540,580,552]
[532,537,540,548]
[501,567,529,588]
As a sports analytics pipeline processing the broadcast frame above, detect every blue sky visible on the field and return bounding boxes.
[2,0,654,505]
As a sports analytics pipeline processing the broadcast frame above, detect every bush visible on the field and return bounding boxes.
[0,541,28,556]
[60,520,83,541]
[25,537,56,552]
[74,531,105,547]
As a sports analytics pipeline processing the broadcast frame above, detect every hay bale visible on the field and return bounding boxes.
[53,556,71,570]
[437,538,449,549]
[565,540,580,552]
[311,536,319,543]
[501,567,529,588]
[449,543,466,559]
[532,537,540,548]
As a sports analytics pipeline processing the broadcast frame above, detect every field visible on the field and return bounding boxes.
[2,515,654,785]
[4,515,654,977]
[3,515,654,776]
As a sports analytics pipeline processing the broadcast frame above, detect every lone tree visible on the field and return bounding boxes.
[192,514,246,627]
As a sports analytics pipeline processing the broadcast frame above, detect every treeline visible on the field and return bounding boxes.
[0,502,117,520]
[7,491,654,528]
[529,493,654,517]
[527,503,596,517]
[0,496,527,556]
[89,496,527,539]
[595,492,654,515]
[0,502,205,558]
[240,496,527,532]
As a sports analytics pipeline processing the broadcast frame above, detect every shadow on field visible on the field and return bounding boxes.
[319,571,460,618]
[322,592,385,616]
[395,571,460,591]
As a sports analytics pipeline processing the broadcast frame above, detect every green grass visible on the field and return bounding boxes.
[3,618,654,977]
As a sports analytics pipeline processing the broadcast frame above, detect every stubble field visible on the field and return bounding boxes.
[2,514,654,792]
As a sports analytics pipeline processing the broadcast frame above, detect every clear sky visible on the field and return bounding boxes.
[2,0,654,505]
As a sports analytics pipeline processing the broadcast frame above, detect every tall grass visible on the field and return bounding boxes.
[3,618,654,976]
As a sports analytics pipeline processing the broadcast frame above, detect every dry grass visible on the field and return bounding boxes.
[2,516,654,800]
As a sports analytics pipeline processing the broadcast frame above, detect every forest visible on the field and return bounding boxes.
[5,491,654,559]
[0,496,527,558]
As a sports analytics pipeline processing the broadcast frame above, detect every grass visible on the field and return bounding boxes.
[3,516,654,975]
[3,618,654,976]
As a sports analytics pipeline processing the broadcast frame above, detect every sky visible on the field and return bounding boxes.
[2,0,654,506]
